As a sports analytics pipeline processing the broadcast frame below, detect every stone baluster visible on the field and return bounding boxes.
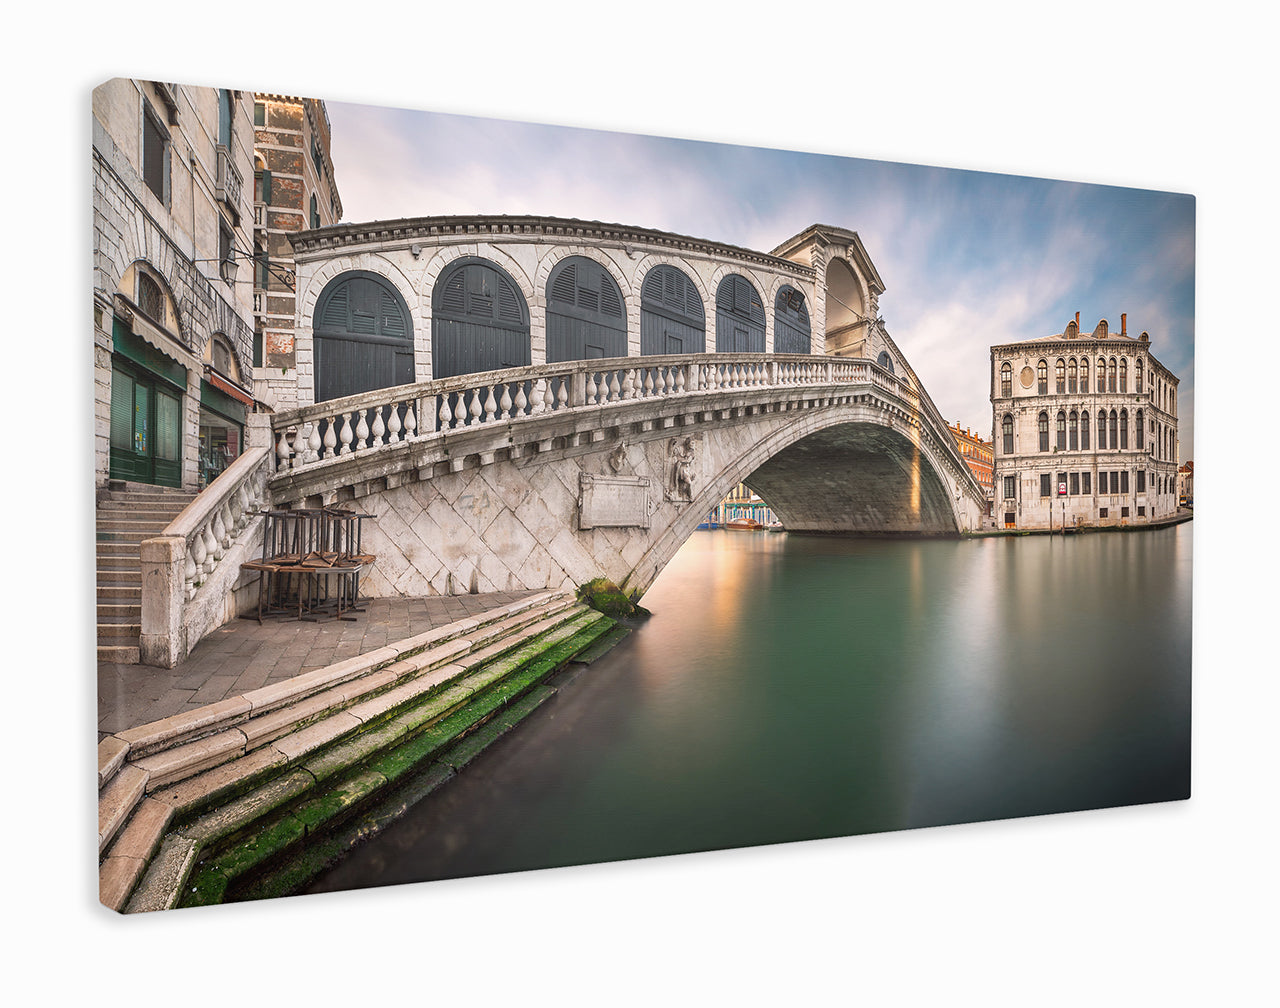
[322,417,337,459]
[608,371,620,402]
[201,521,219,576]
[439,395,452,430]
[368,406,383,446]
[643,368,655,397]
[275,429,292,472]
[184,547,199,601]
[387,402,402,443]
[403,400,418,439]
[467,388,482,426]
[514,383,528,416]
[483,386,498,423]
[586,372,598,406]
[302,422,318,464]
[355,410,370,451]
[340,412,355,455]
[555,376,568,411]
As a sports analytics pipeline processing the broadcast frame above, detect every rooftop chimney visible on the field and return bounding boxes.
[1121,313,1127,336]
[1075,311,1080,328]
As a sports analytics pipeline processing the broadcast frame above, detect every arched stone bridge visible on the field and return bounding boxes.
[267,353,987,599]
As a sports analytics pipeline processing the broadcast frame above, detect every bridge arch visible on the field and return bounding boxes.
[823,256,869,355]
[629,406,966,593]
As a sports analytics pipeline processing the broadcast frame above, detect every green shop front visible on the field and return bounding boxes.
[109,316,188,488]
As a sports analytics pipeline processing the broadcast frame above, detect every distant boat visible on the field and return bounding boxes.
[725,517,763,531]
[765,520,785,532]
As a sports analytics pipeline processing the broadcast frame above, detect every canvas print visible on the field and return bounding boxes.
[94,79,1193,913]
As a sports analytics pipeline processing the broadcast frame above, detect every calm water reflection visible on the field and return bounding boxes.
[306,523,1192,894]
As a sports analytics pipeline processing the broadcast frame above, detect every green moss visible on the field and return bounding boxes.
[578,578,640,618]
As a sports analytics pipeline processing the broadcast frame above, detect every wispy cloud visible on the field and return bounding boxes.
[327,100,1196,449]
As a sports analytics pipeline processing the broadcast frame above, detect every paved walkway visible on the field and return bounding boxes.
[97,591,538,741]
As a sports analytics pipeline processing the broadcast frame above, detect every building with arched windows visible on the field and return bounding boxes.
[990,314,1180,530]
[286,218,903,414]
[947,422,994,508]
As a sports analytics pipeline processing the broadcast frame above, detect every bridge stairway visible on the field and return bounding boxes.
[96,485,198,665]
[97,589,626,912]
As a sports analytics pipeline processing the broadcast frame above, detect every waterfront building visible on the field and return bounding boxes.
[250,94,342,412]
[1177,460,1194,505]
[990,314,1180,530]
[705,483,777,527]
[94,79,260,491]
[947,422,994,509]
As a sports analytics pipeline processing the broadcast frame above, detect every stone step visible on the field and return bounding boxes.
[98,602,142,619]
[97,622,141,639]
[98,584,141,601]
[97,570,142,587]
[96,519,176,533]
[99,644,141,665]
[97,509,188,524]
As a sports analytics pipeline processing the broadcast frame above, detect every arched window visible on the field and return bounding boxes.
[876,350,895,375]
[314,270,414,402]
[138,271,165,323]
[715,274,765,352]
[773,285,810,355]
[1098,409,1108,449]
[1056,358,1066,394]
[1080,357,1089,392]
[546,256,626,362]
[1037,360,1048,395]
[1136,358,1143,392]
[1119,357,1128,393]
[1109,409,1119,448]
[431,257,530,379]
[1136,409,1144,450]
[1097,358,1106,393]
[1080,410,1090,450]
[1120,409,1128,449]
[1108,357,1118,392]
[1038,411,1049,452]
[640,264,705,355]
[1068,358,1078,393]
[1000,362,1012,397]
[310,193,319,229]
[1056,410,1066,450]
[1069,410,1079,450]
[1002,414,1013,455]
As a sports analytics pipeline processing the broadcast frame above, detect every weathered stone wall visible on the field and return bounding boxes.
[275,396,977,601]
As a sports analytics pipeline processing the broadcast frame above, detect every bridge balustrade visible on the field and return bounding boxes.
[269,353,920,474]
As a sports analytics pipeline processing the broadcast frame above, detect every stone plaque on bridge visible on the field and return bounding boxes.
[578,473,652,529]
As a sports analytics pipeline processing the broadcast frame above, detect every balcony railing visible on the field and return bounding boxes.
[269,353,923,476]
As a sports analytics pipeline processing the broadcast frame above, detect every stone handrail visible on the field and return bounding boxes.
[163,446,272,600]
[270,353,922,474]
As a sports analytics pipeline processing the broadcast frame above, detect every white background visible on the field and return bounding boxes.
[8,3,1275,1004]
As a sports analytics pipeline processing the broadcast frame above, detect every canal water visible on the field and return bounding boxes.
[305,522,1192,895]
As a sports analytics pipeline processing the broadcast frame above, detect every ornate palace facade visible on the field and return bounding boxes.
[990,314,1180,530]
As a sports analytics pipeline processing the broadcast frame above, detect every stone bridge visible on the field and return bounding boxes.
[266,353,987,599]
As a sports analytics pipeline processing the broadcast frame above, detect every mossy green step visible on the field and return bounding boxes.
[176,612,616,907]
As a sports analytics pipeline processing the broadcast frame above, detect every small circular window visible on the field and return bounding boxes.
[1019,366,1035,389]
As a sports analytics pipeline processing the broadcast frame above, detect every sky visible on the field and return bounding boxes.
[325,100,1196,454]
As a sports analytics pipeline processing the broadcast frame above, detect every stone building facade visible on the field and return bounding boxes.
[93,79,259,491]
[947,422,994,507]
[286,216,903,412]
[990,314,1180,530]
[250,94,342,411]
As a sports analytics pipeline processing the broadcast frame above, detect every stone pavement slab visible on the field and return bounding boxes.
[98,591,536,740]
